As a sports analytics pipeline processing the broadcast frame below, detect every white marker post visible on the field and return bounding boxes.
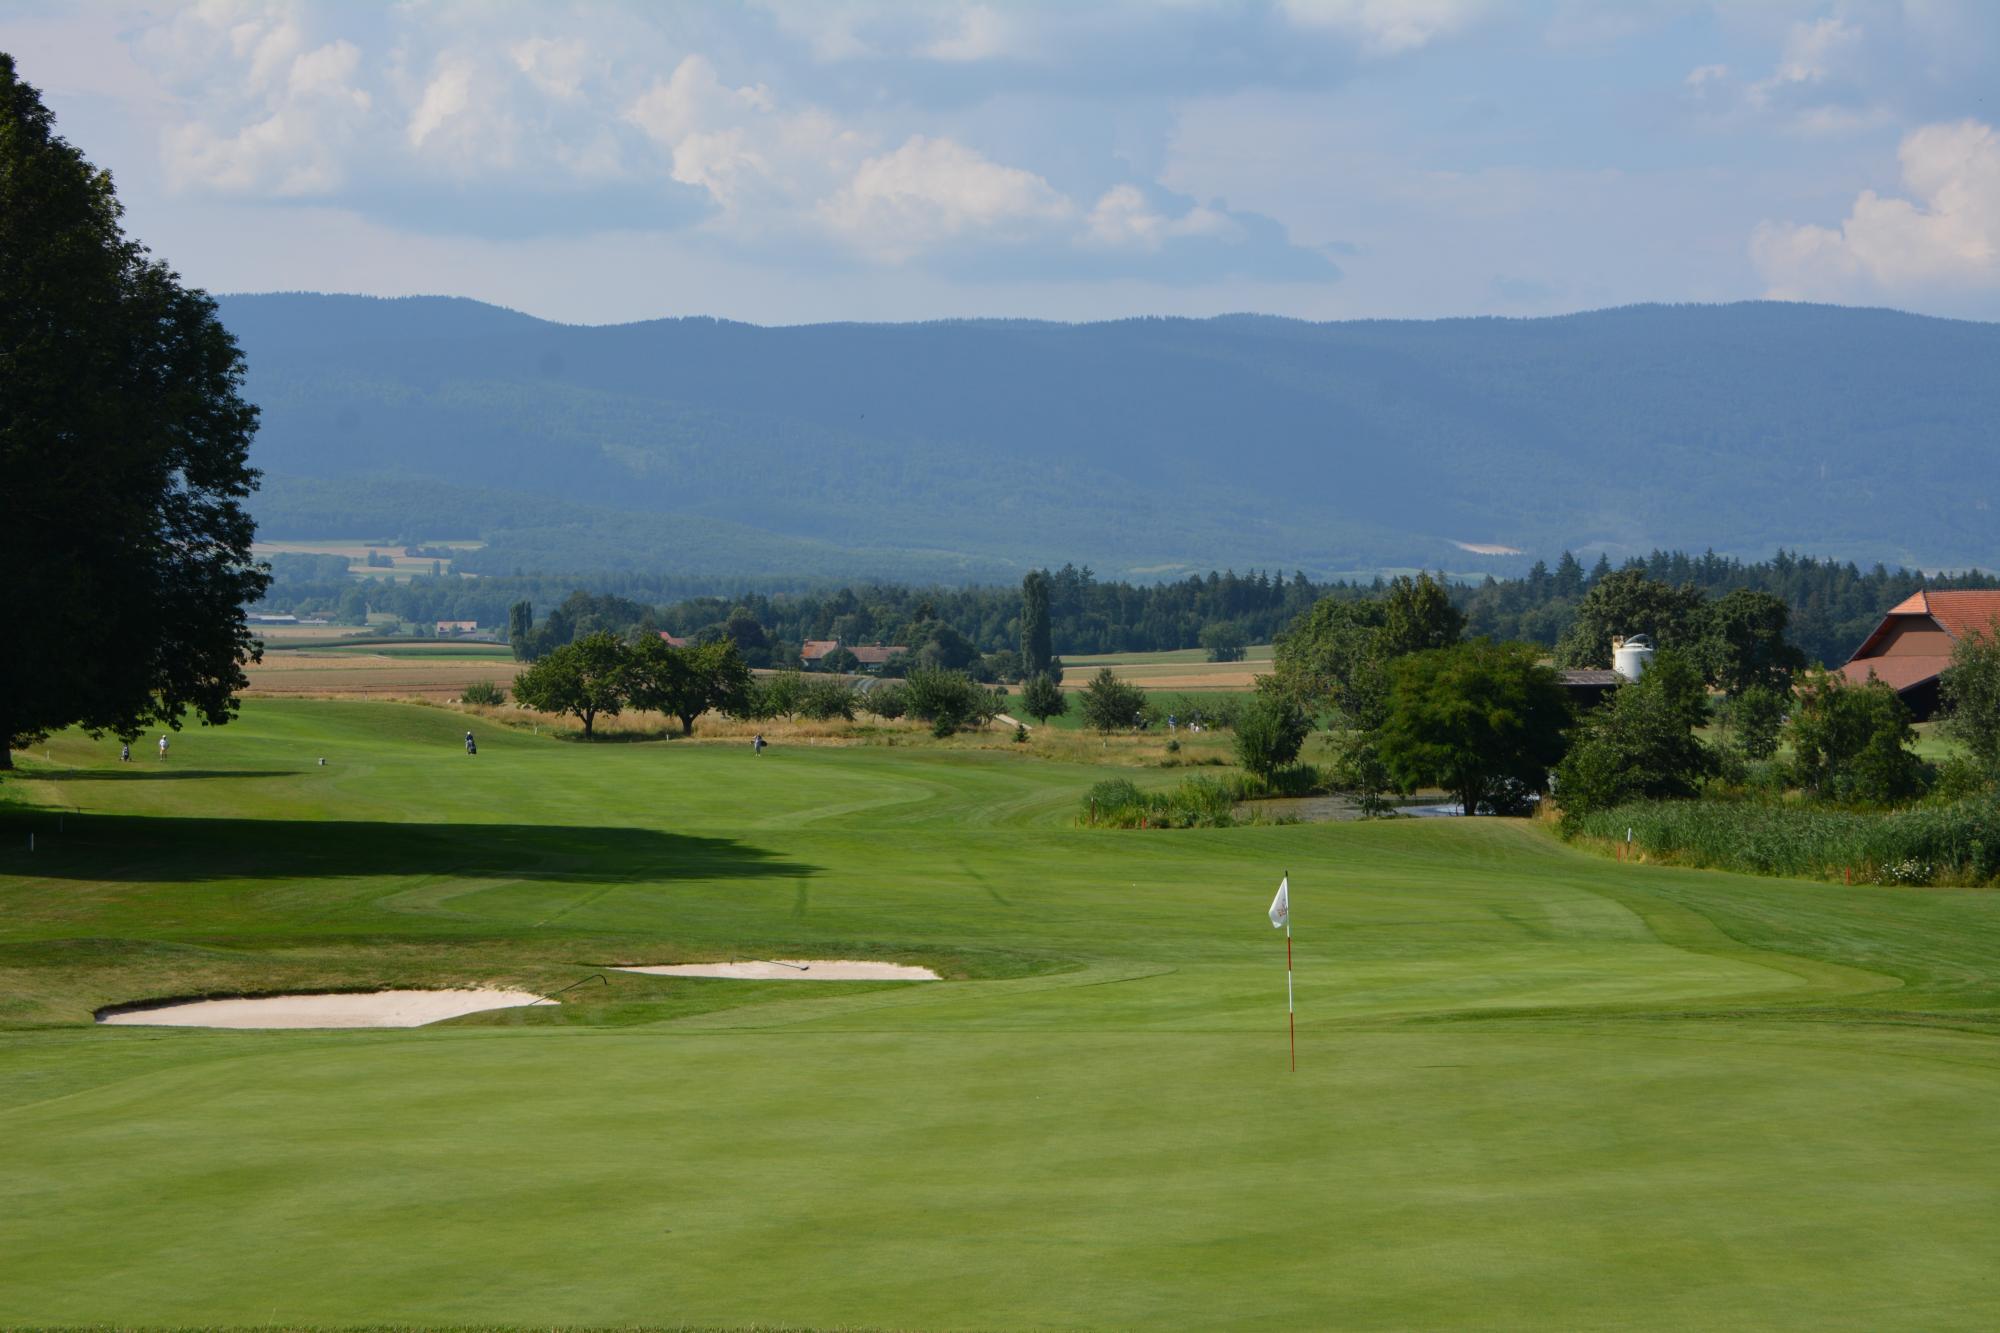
[1269,873,1293,1071]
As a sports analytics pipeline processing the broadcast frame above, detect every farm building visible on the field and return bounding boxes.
[1556,635,1655,710]
[801,639,909,672]
[656,632,690,647]
[435,619,478,635]
[1835,590,2000,720]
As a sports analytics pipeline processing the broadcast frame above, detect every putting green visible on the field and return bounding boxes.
[1,700,1997,1330]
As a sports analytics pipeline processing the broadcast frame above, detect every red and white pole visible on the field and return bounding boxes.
[1286,871,1295,1073]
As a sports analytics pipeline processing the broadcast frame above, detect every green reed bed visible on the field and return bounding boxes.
[1574,796,2000,885]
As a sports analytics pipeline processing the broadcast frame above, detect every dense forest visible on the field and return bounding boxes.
[226,294,2000,580]
[262,549,1999,670]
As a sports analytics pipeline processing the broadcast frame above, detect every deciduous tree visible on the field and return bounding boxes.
[1554,651,1714,817]
[513,632,629,738]
[1941,623,2000,780]
[1377,641,1571,815]
[1020,673,1068,722]
[2,55,269,769]
[1079,668,1148,734]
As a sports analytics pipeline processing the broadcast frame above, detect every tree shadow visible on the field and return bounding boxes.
[25,769,304,782]
[0,812,812,885]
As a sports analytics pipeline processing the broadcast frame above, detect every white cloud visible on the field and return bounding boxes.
[1084,185,1238,250]
[1752,119,2000,299]
[151,2,371,196]
[820,135,1074,260]
[1275,0,1485,56]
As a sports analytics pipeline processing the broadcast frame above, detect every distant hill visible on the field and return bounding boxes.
[219,294,2000,580]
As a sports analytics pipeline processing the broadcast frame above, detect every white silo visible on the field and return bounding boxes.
[1611,634,1655,682]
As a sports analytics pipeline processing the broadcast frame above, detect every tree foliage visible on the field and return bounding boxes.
[1020,673,1068,723]
[901,667,994,738]
[1699,589,1806,696]
[1199,620,1248,663]
[2,55,268,768]
[1079,668,1148,734]
[1553,570,1708,671]
[1941,625,2000,780]
[1021,570,1054,678]
[513,632,629,738]
[1554,651,1715,818]
[1787,669,1926,806]
[1271,598,1389,726]
[1377,641,1571,816]
[1233,689,1311,779]
[1379,572,1465,658]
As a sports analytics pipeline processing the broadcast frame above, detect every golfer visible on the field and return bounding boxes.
[157,734,169,759]
[464,730,477,755]
[120,742,131,763]
[753,733,767,756]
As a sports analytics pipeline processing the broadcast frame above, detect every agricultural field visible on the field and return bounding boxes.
[253,538,486,582]
[1058,644,1272,692]
[1,700,1997,1330]
[245,647,522,699]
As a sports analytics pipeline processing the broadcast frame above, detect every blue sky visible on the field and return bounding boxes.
[4,0,1997,325]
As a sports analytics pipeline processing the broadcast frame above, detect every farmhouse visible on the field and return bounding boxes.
[435,619,478,635]
[1835,590,2000,720]
[801,639,909,672]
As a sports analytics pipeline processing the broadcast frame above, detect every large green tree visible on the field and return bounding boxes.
[1271,597,1389,726]
[513,632,629,738]
[1233,687,1310,779]
[1699,589,1805,696]
[2,54,268,769]
[1021,570,1054,678]
[1553,570,1707,671]
[1377,640,1572,816]
[1379,572,1465,658]
[1019,673,1068,723]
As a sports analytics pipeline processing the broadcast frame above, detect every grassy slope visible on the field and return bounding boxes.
[1,701,1997,1331]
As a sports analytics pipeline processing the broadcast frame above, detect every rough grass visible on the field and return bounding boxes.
[2,700,1999,1330]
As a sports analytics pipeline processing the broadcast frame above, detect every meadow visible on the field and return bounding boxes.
[1,699,1997,1330]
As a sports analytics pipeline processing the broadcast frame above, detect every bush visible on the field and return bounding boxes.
[460,680,508,706]
[1020,673,1068,722]
[1234,690,1311,778]
[1080,668,1148,733]
[797,677,858,722]
[859,683,907,720]
[1571,796,2000,885]
[903,667,994,737]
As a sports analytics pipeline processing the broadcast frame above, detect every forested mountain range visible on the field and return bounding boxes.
[222,294,2000,580]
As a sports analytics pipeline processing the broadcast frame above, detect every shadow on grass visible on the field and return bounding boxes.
[0,811,812,885]
[23,768,304,782]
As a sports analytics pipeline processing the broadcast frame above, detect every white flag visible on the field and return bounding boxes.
[1268,876,1289,929]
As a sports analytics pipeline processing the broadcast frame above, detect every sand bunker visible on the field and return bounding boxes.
[97,988,555,1029]
[615,960,939,981]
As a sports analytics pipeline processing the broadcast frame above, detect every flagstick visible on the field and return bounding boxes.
[1286,869,1295,1073]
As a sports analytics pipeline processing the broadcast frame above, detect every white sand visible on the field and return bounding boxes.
[97,988,555,1029]
[614,960,939,981]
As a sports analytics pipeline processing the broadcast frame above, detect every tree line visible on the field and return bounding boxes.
[262,550,2000,678]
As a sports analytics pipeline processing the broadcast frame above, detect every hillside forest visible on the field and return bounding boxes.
[261,548,2000,673]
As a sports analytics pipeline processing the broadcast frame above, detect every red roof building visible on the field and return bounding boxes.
[800,639,909,672]
[1835,590,2000,719]
[657,632,689,648]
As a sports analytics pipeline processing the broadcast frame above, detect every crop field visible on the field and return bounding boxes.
[245,649,523,699]
[1057,646,1269,692]
[253,538,486,582]
[1,700,1998,1330]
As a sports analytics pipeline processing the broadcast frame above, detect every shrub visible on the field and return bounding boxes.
[797,677,858,722]
[1080,668,1148,733]
[460,680,508,706]
[903,667,993,737]
[1233,690,1311,778]
[860,683,907,720]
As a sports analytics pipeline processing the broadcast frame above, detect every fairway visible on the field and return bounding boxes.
[2,701,1998,1330]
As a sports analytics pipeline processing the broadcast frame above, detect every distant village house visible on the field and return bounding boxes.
[800,639,909,673]
[435,619,478,635]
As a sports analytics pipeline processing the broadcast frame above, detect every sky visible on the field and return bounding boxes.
[4,0,1998,326]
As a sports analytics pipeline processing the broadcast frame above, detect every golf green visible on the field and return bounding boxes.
[1,701,1996,1330]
